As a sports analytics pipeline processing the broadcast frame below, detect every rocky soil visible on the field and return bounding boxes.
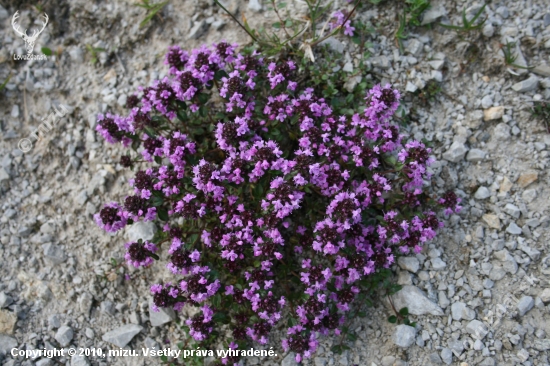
[0,0,549,365]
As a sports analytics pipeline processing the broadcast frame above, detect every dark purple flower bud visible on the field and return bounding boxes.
[134,170,154,190]
[120,155,133,168]
[125,240,158,267]
[143,137,163,155]
[288,334,309,354]
[232,326,247,340]
[124,195,149,215]
[126,95,140,109]
[99,116,124,142]
[253,321,271,337]
[337,289,355,304]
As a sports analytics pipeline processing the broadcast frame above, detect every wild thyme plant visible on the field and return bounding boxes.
[94,42,460,364]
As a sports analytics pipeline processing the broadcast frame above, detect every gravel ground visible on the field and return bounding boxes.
[0,0,549,365]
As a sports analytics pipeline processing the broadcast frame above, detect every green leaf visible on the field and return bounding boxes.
[149,252,160,260]
[330,345,342,354]
[110,258,117,266]
[199,106,207,117]
[399,307,409,316]
[215,70,229,81]
[285,19,292,27]
[131,139,141,151]
[187,233,199,245]
[211,294,221,308]
[0,73,11,92]
[347,333,358,342]
[157,207,169,221]
[41,47,52,56]
[388,315,398,323]
[272,22,281,29]
[193,127,205,136]
[151,196,164,207]
[144,126,157,138]
[277,2,287,8]
[177,100,188,110]
[197,93,210,104]
[154,156,162,164]
[177,110,188,122]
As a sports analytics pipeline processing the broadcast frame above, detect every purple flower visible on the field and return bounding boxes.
[124,240,158,268]
[94,202,127,233]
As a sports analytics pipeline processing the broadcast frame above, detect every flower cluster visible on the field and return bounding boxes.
[95,42,454,364]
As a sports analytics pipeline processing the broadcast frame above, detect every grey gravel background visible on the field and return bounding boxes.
[0,0,549,365]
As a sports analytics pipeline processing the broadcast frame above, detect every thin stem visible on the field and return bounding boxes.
[214,0,259,43]
[310,0,361,47]
[271,0,292,38]
[387,293,404,320]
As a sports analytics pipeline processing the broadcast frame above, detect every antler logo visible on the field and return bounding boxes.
[12,11,49,55]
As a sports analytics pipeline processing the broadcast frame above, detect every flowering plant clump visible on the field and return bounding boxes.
[94,42,460,364]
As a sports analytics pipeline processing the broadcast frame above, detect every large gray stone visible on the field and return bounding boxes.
[533,64,550,77]
[48,314,61,328]
[421,5,447,25]
[465,320,488,339]
[512,76,539,92]
[79,293,93,316]
[71,355,90,366]
[102,324,143,348]
[493,123,511,140]
[392,325,417,348]
[247,0,262,12]
[474,187,491,200]
[149,301,176,326]
[318,37,344,54]
[42,243,67,264]
[187,20,209,40]
[442,141,468,163]
[451,302,475,321]
[282,352,299,366]
[391,285,444,316]
[126,221,156,242]
[55,325,74,347]
[466,149,486,162]
[506,222,522,235]
[397,257,420,273]
[0,334,17,355]
[0,5,8,20]
[493,249,518,274]
[440,348,453,365]
[431,258,447,270]
[518,243,541,261]
[504,203,520,218]
[0,292,13,308]
[517,296,534,316]
[406,39,423,56]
